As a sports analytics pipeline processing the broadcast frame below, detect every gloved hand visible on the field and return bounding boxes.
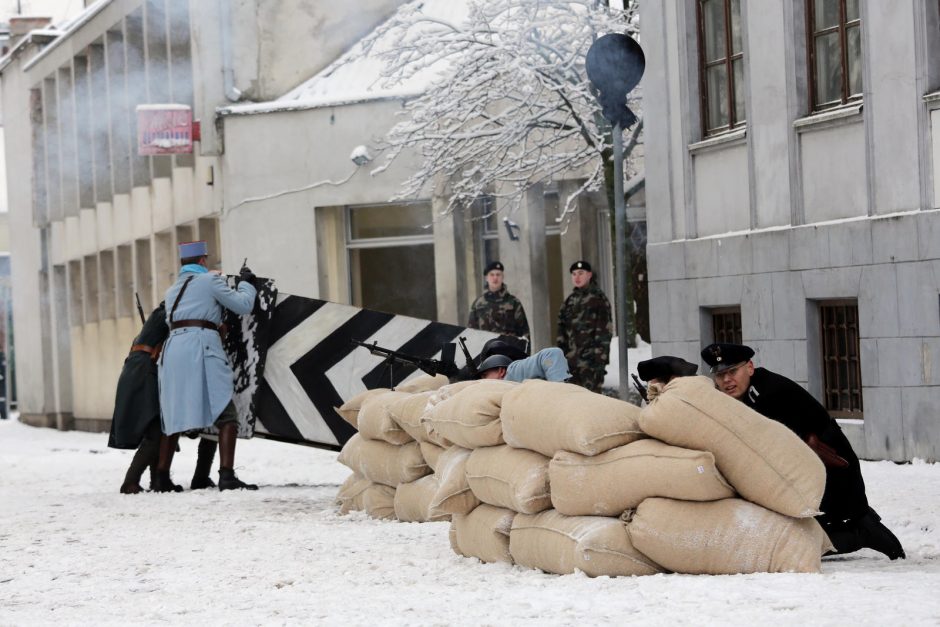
[805,433,849,468]
[239,265,257,284]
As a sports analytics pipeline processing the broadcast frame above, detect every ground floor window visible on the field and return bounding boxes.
[346,202,436,320]
[819,299,863,418]
[711,306,743,344]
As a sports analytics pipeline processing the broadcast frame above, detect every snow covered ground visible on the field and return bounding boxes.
[1,417,939,626]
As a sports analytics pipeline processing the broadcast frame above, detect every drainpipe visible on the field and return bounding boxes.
[220,0,242,102]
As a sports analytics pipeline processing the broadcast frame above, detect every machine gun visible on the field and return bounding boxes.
[353,339,459,385]
[631,374,648,403]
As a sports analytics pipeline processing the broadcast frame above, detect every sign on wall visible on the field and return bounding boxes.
[136,104,194,155]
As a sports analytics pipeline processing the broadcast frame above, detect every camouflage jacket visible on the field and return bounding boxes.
[467,285,530,341]
[556,280,613,366]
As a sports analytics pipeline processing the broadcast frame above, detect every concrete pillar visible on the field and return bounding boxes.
[432,192,469,325]
[558,180,599,284]
[497,184,550,351]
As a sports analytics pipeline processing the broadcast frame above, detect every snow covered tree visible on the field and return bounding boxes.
[356,0,640,219]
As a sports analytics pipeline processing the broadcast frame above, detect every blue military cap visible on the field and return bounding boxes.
[701,343,755,374]
[178,240,208,259]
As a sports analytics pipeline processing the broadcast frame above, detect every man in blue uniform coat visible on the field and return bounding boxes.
[159,241,258,491]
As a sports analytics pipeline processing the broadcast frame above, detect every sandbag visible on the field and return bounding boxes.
[423,380,516,449]
[429,446,480,517]
[335,473,371,515]
[395,373,450,393]
[337,433,430,487]
[500,380,645,457]
[549,439,735,516]
[394,474,449,523]
[450,504,516,564]
[466,445,551,514]
[357,390,413,445]
[509,510,663,577]
[362,483,397,520]
[387,392,435,442]
[419,381,480,447]
[419,441,446,472]
[335,388,389,430]
[638,376,825,518]
[628,497,833,574]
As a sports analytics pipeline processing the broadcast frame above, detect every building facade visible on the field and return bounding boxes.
[642,0,940,461]
[1,0,622,432]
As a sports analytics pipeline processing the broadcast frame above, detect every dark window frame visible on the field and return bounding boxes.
[711,306,743,344]
[806,0,863,111]
[697,0,745,136]
[819,299,864,419]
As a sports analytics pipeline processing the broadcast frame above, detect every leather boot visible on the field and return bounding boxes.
[120,436,159,494]
[153,470,183,493]
[856,508,905,560]
[190,438,218,490]
[218,467,258,491]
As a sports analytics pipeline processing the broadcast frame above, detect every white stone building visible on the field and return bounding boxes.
[642,0,940,461]
[0,0,621,431]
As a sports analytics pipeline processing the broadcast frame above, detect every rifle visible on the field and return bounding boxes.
[353,339,459,385]
[457,336,478,379]
[631,374,648,403]
[134,292,146,325]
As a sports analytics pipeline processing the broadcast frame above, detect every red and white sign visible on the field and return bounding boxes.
[136,104,194,155]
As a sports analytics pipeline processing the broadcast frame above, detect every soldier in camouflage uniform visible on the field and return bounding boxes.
[467,261,530,344]
[556,260,612,393]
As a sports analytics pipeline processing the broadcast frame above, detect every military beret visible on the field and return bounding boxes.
[569,260,592,273]
[637,356,699,382]
[700,343,755,373]
[483,260,505,275]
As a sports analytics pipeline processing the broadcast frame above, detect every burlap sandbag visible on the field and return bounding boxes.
[357,390,413,445]
[638,376,825,518]
[500,380,645,457]
[337,433,429,487]
[335,473,371,514]
[417,381,479,447]
[387,391,435,442]
[423,380,516,449]
[362,483,397,520]
[549,439,735,516]
[449,523,463,556]
[450,504,516,564]
[335,388,389,430]
[419,441,446,472]
[394,474,449,523]
[395,373,450,393]
[429,446,480,517]
[509,510,663,577]
[466,445,552,515]
[628,497,833,574]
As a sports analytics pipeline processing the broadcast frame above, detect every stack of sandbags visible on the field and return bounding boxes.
[627,375,831,574]
[336,389,431,520]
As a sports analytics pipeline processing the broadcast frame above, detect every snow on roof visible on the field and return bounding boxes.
[220,0,472,117]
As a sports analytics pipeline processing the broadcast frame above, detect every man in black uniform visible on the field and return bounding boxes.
[701,342,905,560]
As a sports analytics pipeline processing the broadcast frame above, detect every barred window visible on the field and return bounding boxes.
[807,0,862,110]
[697,0,745,135]
[712,307,743,344]
[820,300,863,418]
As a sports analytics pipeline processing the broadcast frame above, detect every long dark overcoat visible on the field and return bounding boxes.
[107,303,168,449]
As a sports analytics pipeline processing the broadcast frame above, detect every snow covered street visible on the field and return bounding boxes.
[1,417,939,626]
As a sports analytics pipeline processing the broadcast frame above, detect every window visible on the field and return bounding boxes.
[697,0,745,136]
[819,300,863,418]
[807,0,862,111]
[711,306,743,344]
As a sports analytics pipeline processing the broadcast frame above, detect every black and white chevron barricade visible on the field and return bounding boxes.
[251,294,496,452]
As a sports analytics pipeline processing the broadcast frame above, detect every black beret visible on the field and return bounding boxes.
[700,343,755,373]
[569,260,592,273]
[637,356,699,382]
[483,260,504,275]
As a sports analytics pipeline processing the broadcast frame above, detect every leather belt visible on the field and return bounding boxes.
[171,319,220,332]
[130,343,156,356]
